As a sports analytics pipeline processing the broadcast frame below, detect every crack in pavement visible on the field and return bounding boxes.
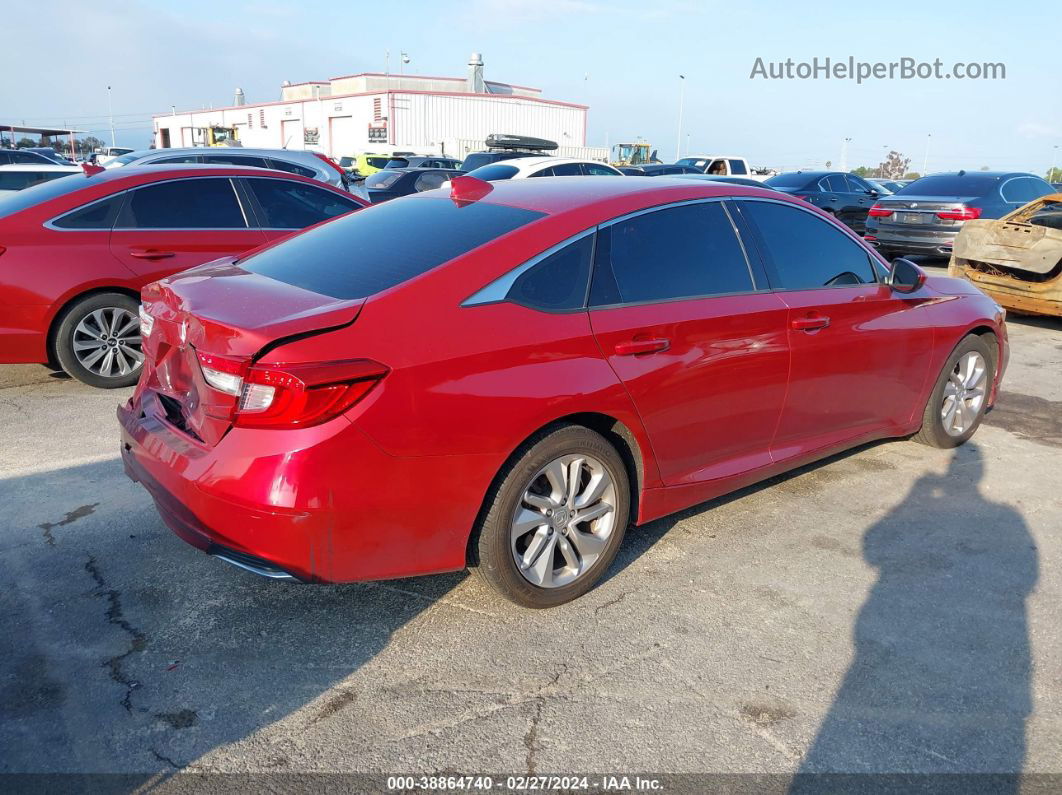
[523,700,543,775]
[594,590,630,616]
[84,556,146,712]
[152,747,181,769]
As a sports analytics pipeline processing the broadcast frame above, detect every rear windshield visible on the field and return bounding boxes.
[765,173,815,189]
[897,175,1000,196]
[241,197,545,299]
[0,171,97,219]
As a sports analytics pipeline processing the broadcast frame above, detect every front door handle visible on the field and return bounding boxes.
[791,314,830,331]
[129,248,175,260]
[614,338,670,355]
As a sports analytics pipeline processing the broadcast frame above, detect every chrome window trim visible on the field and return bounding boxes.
[731,195,888,288]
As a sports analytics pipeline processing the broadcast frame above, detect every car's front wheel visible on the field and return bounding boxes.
[474,425,630,608]
[913,334,995,448]
[54,292,144,388]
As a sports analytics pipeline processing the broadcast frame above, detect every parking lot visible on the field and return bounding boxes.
[1,267,1060,781]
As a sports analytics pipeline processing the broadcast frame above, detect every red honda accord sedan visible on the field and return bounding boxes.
[119,176,1008,607]
[0,165,365,387]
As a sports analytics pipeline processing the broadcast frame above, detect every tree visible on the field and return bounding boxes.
[876,151,911,180]
[81,135,104,153]
[1046,167,1062,184]
[15,137,36,149]
[852,166,872,177]
[980,166,990,171]
[903,172,921,180]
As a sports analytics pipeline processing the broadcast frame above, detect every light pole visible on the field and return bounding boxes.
[1053,145,1059,184]
[841,137,851,172]
[922,133,931,176]
[400,52,410,75]
[107,85,115,148]
[675,75,685,163]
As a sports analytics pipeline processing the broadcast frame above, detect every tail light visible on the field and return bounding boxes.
[196,351,387,428]
[0,245,6,256]
[936,206,981,221]
[868,204,893,217]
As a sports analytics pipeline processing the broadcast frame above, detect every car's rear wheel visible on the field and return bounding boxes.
[474,425,630,608]
[913,334,994,448]
[54,292,143,389]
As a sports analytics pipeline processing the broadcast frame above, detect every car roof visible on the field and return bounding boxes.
[124,147,323,160]
[423,174,787,217]
[0,164,81,172]
[493,156,611,172]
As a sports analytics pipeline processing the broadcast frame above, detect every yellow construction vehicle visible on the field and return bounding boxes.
[193,125,240,147]
[610,140,659,168]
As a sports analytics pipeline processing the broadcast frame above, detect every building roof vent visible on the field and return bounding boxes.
[234,87,246,106]
[467,52,485,93]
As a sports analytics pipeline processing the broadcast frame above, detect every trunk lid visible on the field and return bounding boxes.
[138,258,364,446]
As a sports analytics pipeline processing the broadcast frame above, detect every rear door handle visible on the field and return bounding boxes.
[614,338,670,355]
[791,314,830,331]
[129,248,175,260]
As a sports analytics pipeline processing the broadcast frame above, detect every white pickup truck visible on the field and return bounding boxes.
[675,155,772,181]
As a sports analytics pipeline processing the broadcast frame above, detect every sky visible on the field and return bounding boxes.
[3,0,1059,175]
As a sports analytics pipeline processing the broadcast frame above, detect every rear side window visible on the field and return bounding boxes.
[584,163,619,176]
[589,202,754,306]
[413,172,449,192]
[506,234,594,311]
[728,159,748,175]
[200,154,270,169]
[242,197,545,299]
[119,178,246,228]
[739,201,877,289]
[152,154,200,164]
[52,193,125,229]
[385,158,410,169]
[549,163,583,176]
[366,157,391,170]
[1001,177,1052,205]
[468,164,520,181]
[246,178,360,228]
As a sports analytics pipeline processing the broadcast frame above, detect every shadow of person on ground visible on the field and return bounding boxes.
[791,442,1037,793]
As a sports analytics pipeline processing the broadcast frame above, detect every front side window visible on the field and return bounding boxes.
[739,200,877,289]
[119,178,246,228]
[245,178,360,228]
[584,163,620,176]
[590,202,754,306]
[846,175,871,193]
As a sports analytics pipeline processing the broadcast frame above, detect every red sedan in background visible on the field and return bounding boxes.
[120,176,1008,607]
[0,165,366,387]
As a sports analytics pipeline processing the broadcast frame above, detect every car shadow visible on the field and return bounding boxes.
[787,442,1036,792]
[0,456,465,777]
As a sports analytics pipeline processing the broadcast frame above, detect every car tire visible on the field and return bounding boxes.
[54,292,143,389]
[473,424,630,608]
[912,334,995,449]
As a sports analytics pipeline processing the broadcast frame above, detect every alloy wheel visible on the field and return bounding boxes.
[941,351,987,437]
[72,307,143,379]
[510,453,618,588]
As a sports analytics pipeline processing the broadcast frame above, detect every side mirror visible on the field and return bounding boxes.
[867,188,879,196]
[887,257,926,293]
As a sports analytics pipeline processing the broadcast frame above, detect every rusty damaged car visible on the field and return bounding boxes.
[949,193,1062,317]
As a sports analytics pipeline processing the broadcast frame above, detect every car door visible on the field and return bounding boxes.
[734,199,935,462]
[845,174,877,232]
[240,176,364,240]
[587,200,791,486]
[108,176,266,283]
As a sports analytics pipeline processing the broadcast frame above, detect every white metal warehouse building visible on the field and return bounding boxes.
[152,54,603,161]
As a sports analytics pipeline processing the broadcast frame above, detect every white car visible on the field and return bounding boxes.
[0,164,81,193]
[463,156,623,181]
[675,155,770,180]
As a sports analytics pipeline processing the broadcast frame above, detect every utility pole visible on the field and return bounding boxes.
[923,133,931,176]
[107,85,115,148]
[841,137,851,172]
[675,75,685,162]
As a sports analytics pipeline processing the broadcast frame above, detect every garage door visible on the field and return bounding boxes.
[280,118,303,149]
[328,116,355,158]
